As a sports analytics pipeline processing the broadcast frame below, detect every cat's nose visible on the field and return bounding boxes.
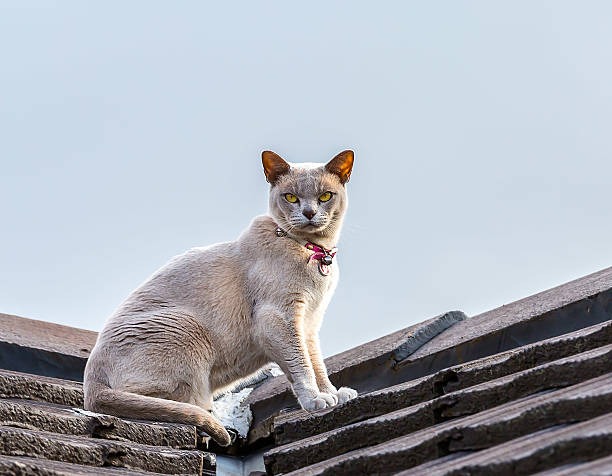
[302,208,316,220]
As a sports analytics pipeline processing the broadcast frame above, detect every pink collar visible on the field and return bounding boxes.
[276,227,338,276]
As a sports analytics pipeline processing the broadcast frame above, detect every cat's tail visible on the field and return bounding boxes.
[83,380,232,446]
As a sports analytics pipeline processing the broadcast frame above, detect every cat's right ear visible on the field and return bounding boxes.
[262,151,291,184]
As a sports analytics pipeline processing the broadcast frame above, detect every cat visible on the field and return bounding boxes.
[83,150,357,446]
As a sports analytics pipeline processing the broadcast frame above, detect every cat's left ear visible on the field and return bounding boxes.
[325,150,354,184]
[262,151,291,184]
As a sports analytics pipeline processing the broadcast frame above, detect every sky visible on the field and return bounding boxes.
[1,2,611,357]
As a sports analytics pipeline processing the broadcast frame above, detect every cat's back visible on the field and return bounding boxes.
[103,239,244,325]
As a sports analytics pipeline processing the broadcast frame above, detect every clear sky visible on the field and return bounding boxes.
[1,2,611,357]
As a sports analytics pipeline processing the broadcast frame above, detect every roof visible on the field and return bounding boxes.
[258,266,612,475]
[0,367,215,475]
[0,312,96,381]
[0,265,611,475]
[264,321,612,474]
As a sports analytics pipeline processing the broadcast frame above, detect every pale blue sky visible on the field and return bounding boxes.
[1,2,611,356]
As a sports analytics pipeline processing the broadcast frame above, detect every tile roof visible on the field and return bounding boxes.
[1,265,611,474]
[247,266,612,447]
[0,368,215,474]
[258,266,612,475]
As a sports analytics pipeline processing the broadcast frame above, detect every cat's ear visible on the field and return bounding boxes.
[262,151,291,184]
[325,150,354,184]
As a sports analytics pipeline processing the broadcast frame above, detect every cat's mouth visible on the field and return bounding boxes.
[300,222,326,231]
[286,217,328,232]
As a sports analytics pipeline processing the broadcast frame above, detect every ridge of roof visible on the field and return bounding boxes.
[0,312,97,357]
[0,312,96,381]
[410,265,612,360]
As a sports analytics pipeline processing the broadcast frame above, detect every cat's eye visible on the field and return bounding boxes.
[284,193,298,203]
[319,191,333,202]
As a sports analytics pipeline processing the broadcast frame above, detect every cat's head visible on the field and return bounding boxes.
[262,150,354,242]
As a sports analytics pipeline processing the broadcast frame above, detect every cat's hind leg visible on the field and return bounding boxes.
[84,365,231,446]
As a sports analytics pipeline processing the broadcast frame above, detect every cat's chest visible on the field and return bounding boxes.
[299,256,339,299]
[266,251,338,299]
[247,239,339,306]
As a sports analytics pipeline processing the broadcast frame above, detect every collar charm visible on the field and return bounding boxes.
[305,242,338,276]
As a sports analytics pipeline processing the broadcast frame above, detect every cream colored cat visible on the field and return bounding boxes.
[83,150,357,446]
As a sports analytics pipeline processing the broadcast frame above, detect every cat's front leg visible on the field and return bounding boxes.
[305,329,358,405]
[254,304,337,411]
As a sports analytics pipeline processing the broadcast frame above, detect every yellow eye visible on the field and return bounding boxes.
[284,193,298,203]
[319,191,332,202]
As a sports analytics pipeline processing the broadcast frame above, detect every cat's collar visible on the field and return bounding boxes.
[275,227,338,276]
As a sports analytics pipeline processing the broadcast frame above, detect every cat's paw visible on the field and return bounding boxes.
[321,391,339,406]
[301,392,338,411]
[336,386,358,404]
